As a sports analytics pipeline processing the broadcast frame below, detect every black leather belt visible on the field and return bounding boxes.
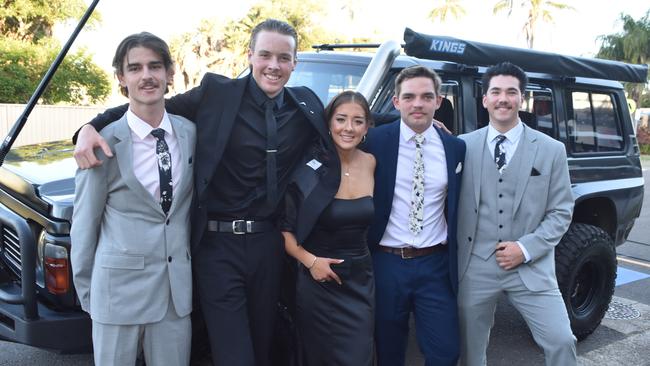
[206,220,275,234]
[378,244,446,259]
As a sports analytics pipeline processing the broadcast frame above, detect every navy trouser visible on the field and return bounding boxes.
[373,249,460,366]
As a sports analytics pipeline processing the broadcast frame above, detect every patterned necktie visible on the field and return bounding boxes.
[494,134,507,173]
[409,133,425,235]
[264,100,278,208]
[151,128,172,215]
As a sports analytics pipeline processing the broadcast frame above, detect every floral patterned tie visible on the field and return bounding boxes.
[409,134,425,235]
[151,128,172,215]
[494,135,507,173]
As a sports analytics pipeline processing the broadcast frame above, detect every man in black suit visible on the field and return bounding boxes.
[73,19,333,366]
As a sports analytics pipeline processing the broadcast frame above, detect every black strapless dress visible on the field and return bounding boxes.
[297,196,375,366]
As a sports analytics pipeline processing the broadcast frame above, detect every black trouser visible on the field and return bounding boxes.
[194,229,284,366]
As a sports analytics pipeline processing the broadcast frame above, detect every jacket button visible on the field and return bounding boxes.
[168,256,172,263]
[499,224,503,228]
[468,237,472,242]
[499,210,503,214]
[499,178,503,183]
[474,208,478,213]
[498,194,503,198]
[166,219,170,225]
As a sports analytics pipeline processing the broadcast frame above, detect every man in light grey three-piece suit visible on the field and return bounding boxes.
[71,33,196,366]
[457,62,576,366]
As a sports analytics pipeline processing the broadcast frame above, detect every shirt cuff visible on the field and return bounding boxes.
[517,241,531,263]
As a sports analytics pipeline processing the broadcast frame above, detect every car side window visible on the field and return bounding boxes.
[567,91,623,153]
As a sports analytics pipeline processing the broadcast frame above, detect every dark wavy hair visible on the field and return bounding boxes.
[481,61,528,95]
[112,32,173,97]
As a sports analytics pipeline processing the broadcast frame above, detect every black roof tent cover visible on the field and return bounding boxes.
[403,28,648,83]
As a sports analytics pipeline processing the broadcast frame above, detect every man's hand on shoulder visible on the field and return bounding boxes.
[495,241,524,270]
[432,118,452,135]
[73,124,113,169]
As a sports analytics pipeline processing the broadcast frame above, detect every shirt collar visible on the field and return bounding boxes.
[487,120,524,143]
[400,120,436,144]
[248,76,284,110]
[126,109,174,140]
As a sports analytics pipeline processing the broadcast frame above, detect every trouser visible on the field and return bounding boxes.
[92,302,191,366]
[458,253,577,366]
[373,249,460,366]
[194,229,284,366]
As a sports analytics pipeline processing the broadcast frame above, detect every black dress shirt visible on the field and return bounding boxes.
[206,77,316,220]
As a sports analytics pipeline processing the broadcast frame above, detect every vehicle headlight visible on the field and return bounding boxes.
[36,229,46,288]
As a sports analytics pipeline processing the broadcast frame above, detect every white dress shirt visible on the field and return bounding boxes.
[486,120,531,262]
[126,109,183,203]
[380,121,448,248]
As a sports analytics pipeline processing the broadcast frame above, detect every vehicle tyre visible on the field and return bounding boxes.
[555,223,617,341]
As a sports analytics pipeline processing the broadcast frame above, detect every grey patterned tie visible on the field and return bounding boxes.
[494,134,507,173]
[409,133,425,235]
[151,128,172,215]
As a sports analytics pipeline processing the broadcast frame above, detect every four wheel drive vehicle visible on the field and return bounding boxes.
[0,3,647,357]
[288,28,647,340]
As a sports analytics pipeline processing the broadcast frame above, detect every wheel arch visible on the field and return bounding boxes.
[572,196,617,242]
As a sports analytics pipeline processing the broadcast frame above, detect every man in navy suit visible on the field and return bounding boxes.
[366,66,465,366]
[72,19,333,366]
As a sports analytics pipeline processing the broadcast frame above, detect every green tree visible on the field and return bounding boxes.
[597,11,650,106]
[428,0,467,23]
[0,37,110,104]
[493,0,574,49]
[169,0,336,91]
[0,0,108,104]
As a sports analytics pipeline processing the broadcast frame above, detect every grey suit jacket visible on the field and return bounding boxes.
[457,125,574,291]
[71,113,196,325]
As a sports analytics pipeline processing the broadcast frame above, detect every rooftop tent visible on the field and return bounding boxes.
[403,28,648,83]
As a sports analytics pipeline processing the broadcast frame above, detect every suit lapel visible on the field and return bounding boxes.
[285,87,329,141]
[113,118,164,216]
[197,76,247,198]
[383,122,400,208]
[435,126,457,186]
[168,116,192,215]
[471,128,488,210]
[513,126,538,214]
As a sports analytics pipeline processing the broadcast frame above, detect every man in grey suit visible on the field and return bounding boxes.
[456,62,576,366]
[71,32,196,366]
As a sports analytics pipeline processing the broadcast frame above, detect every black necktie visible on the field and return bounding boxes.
[264,100,278,207]
[494,134,507,173]
[151,128,172,215]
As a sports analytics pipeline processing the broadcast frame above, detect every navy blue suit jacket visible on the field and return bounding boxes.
[365,120,466,293]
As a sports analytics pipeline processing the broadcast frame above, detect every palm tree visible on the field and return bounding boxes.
[428,0,467,23]
[597,11,650,106]
[493,0,574,49]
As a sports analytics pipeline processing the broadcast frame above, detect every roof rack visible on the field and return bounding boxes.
[403,28,648,83]
[311,43,384,51]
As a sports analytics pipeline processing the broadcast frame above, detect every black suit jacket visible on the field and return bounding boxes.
[83,73,333,250]
[279,145,341,244]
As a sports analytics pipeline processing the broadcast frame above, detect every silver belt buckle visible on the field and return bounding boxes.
[400,247,414,259]
[232,220,246,234]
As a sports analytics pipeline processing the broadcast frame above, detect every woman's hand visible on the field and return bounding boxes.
[309,257,344,285]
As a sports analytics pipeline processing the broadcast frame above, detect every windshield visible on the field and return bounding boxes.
[287,61,367,105]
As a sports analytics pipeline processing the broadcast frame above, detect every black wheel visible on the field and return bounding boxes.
[555,223,617,341]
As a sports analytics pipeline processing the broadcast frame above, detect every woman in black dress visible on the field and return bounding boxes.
[280,91,375,366]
